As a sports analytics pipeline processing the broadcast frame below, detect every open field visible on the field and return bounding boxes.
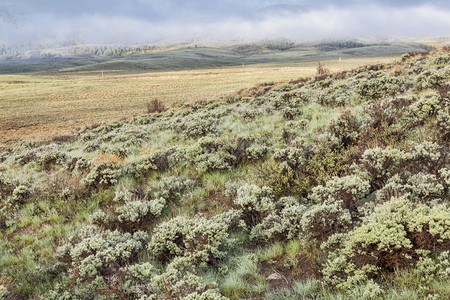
[0,55,400,144]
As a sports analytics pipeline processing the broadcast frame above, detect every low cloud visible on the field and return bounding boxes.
[0,1,449,47]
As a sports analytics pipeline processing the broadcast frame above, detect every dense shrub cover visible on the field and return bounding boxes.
[1,49,449,299]
[323,197,449,289]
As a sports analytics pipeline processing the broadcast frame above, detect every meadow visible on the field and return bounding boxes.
[0,55,400,144]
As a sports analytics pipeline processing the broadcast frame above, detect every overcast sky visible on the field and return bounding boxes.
[1,0,449,46]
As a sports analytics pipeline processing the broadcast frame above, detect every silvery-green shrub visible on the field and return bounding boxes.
[82,162,119,188]
[148,215,230,264]
[322,196,450,289]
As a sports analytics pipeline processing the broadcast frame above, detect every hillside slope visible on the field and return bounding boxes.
[0,41,432,74]
[0,49,449,299]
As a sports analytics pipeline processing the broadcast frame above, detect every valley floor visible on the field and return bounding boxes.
[0,55,398,144]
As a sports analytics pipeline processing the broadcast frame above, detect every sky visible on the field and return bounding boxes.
[1,0,449,47]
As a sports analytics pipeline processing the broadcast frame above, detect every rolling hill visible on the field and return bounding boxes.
[0,41,433,74]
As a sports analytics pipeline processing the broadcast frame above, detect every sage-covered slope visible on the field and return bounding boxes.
[0,50,449,299]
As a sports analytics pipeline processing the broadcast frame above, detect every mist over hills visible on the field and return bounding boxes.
[0,40,436,74]
[1,1,449,47]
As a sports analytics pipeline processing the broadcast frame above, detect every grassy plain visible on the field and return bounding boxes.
[0,55,399,144]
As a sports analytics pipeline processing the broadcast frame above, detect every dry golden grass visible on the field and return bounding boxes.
[93,153,123,165]
[0,55,399,144]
